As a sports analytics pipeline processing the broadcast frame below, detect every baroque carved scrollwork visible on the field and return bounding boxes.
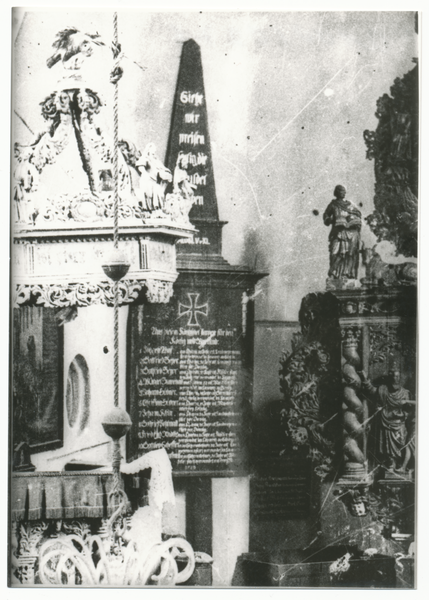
[14,281,144,308]
[14,280,176,307]
[363,63,418,258]
[11,516,195,587]
[279,333,337,478]
[11,520,49,585]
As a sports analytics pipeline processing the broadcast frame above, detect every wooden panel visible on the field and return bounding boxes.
[12,307,63,454]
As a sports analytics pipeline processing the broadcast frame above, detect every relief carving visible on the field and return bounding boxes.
[361,364,415,475]
[14,281,144,307]
[369,324,414,365]
[12,27,193,229]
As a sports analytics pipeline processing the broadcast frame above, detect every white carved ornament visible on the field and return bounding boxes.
[14,280,174,307]
[37,528,195,586]
[11,517,195,587]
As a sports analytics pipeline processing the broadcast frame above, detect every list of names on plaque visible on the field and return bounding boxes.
[129,296,248,475]
[250,475,311,521]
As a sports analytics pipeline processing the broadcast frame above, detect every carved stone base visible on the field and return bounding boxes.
[338,462,372,486]
[381,468,414,482]
[326,277,361,291]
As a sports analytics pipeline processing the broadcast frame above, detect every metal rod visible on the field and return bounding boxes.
[113,11,119,250]
[113,12,120,409]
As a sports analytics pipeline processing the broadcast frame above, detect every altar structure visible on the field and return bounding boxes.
[242,48,417,587]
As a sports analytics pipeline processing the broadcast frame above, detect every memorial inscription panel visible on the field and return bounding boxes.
[250,426,312,520]
[127,285,251,476]
[250,458,312,521]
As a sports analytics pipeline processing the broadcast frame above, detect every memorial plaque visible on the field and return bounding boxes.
[127,37,264,478]
[250,476,311,521]
[127,282,252,476]
[250,416,312,520]
[250,456,312,521]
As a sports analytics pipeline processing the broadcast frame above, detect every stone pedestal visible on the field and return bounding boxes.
[212,477,250,586]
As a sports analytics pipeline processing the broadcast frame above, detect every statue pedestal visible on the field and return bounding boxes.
[337,462,372,486]
[326,277,361,291]
[380,469,413,482]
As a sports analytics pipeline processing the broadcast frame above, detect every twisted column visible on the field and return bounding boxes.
[340,327,368,482]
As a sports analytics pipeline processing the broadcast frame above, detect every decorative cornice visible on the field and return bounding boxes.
[13,235,138,244]
[14,279,174,307]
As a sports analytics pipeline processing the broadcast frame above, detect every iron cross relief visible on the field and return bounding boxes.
[178,293,208,326]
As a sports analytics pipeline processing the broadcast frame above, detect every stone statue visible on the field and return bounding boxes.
[323,185,362,280]
[173,151,196,200]
[360,364,415,472]
[135,143,172,211]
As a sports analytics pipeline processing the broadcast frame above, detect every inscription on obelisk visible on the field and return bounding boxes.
[165,39,223,255]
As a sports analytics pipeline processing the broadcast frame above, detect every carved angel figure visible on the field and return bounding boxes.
[173,151,196,200]
[135,143,172,211]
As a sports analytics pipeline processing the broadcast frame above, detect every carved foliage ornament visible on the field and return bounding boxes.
[363,63,418,257]
[369,324,415,365]
[14,280,174,307]
[279,333,336,478]
[145,279,175,305]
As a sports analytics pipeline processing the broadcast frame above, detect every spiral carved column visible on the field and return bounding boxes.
[339,327,369,483]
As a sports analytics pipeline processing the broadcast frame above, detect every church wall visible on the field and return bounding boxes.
[253,321,299,412]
